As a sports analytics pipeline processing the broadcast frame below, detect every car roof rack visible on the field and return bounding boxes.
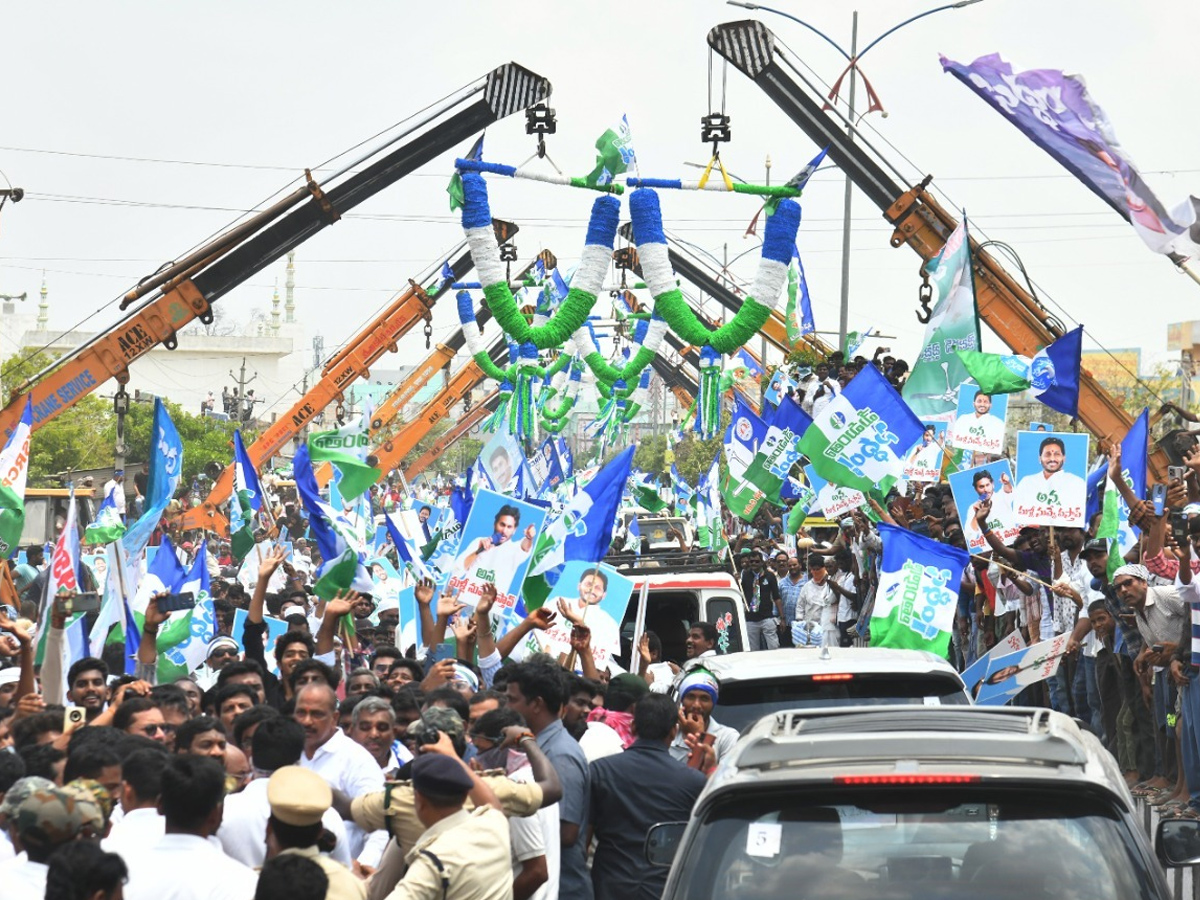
[603,550,735,576]
[735,706,1089,770]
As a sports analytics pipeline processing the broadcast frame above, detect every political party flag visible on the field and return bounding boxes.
[0,397,32,560]
[154,543,217,682]
[671,464,695,504]
[447,135,484,211]
[1085,456,1107,525]
[742,395,813,506]
[631,476,667,513]
[293,443,374,600]
[735,349,763,378]
[89,544,126,659]
[307,401,380,502]
[229,430,263,561]
[870,522,970,655]
[123,398,183,560]
[625,516,642,555]
[584,115,636,187]
[843,328,873,359]
[722,398,769,521]
[36,484,82,669]
[801,364,923,494]
[942,54,1200,262]
[783,254,816,348]
[1110,409,1149,557]
[84,485,126,546]
[902,220,981,419]
[955,326,1083,418]
[384,512,433,582]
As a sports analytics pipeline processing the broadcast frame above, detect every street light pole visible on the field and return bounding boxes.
[838,11,859,358]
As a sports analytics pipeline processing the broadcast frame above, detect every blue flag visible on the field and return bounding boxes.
[1031,325,1083,418]
[743,395,814,505]
[799,364,924,494]
[230,430,263,560]
[1115,409,1149,553]
[384,512,433,581]
[735,349,763,377]
[123,399,182,560]
[293,444,373,599]
[1084,456,1107,524]
[870,523,970,656]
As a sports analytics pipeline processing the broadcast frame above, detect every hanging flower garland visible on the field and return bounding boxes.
[461,172,617,349]
[631,188,800,352]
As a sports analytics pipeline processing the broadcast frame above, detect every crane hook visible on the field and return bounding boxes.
[916,274,933,325]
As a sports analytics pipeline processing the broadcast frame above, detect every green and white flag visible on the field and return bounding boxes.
[307,400,380,503]
[870,523,969,656]
[721,398,768,521]
[902,220,981,419]
[84,485,126,546]
[0,398,32,560]
[583,115,636,187]
[229,430,262,561]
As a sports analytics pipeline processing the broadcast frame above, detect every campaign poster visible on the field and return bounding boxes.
[1029,421,1053,433]
[447,489,546,617]
[411,502,441,545]
[83,552,111,595]
[764,369,794,407]
[513,562,634,672]
[1013,431,1089,527]
[961,628,1027,700]
[481,427,523,494]
[804,465,866,521]
[902,422,946,483]
[948,459,1021,555]
[369,556,402,608]
[975,633,1071,706]
[947,383,1009,456]
[231,608,290,678]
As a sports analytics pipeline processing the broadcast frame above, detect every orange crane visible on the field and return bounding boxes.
[370,337,511,480]
[708,20,1165,478]
[0,62,551,443]
[180,225,512,532]
[404,390,500,479]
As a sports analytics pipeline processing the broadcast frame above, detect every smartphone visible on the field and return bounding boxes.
[1153,644,1165,655]
[1170,466,1187,483]
[1151,484,1167,517]
[1172,512,1189,547]
[158,591,195,614]
[65,592,101,614]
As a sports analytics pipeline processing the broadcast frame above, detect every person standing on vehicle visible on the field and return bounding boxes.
[793,556,834,648]
[740,552,783,651]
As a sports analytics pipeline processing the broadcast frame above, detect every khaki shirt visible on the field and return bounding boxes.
[357,775,540,900]
[278,846,368,900]
[388,806,512,900]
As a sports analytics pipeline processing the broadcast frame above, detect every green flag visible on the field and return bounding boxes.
[307,405,380,503]
[632,482,667,513]
[583,116,635,187]
[902,220,981,419]
[956,350,1035,394]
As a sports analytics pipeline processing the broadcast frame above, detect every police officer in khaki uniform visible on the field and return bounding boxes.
[386,752,512,900]
[265,766,367,900]
[337,708,558,900]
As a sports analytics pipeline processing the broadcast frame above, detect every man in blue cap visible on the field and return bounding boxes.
[387,746,511,900]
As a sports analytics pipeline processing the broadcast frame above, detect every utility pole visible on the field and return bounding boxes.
[113,388,130,475]
[229,356,258,425]
[762,153,772,410]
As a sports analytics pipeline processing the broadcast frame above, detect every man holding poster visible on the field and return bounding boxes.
[950,462,1021,555]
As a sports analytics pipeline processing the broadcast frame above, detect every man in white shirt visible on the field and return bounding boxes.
[102,748,170,861]
[122,756,259,900]
[793,556,835,648]
[102,469,127,519]
[950,390,1006,454]
[1015,436,1087,524]
[0,777,105,900]
[219,716,352,868]
[293,683,385,859]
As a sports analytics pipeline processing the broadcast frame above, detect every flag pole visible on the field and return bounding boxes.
[456,159,624,195]
[1178,259,1200,288]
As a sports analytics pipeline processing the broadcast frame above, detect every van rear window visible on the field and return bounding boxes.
[715,674,969,732]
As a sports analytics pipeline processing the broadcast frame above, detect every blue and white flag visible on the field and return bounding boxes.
[527,446,635,585]
[742,395,813,506]
[1085,456,1108,525]
[799,363,923,494]
[671,463,695,504]
[229,430,263,560]
[384,512,434,582]
[123,398,182,560]
[1030,325,1083,418]
[84,485,126,546]
[870,523,970,656]
[735,349,763,378]
[157,544,217,681]
[293,443,373,600]
[625,516,642,555]
[1114,409,1149,554]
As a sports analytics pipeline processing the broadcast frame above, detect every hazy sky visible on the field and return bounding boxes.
[3,0,1197,416]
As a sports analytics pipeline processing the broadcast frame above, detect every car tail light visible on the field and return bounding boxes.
[810,673,854,682]
[834,774,982,785]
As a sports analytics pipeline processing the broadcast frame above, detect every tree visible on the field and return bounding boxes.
[633,435,667,476]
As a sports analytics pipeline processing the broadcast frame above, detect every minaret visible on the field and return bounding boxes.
[36,271,48,330]
[270,279,281,333]
[285,251,296,324]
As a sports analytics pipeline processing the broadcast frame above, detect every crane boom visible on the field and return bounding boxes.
[707,20,1163,478]
[0,62,550,443]
[404,391,499,480]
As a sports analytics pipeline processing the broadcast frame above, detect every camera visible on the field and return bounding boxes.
[409,723,442,747]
